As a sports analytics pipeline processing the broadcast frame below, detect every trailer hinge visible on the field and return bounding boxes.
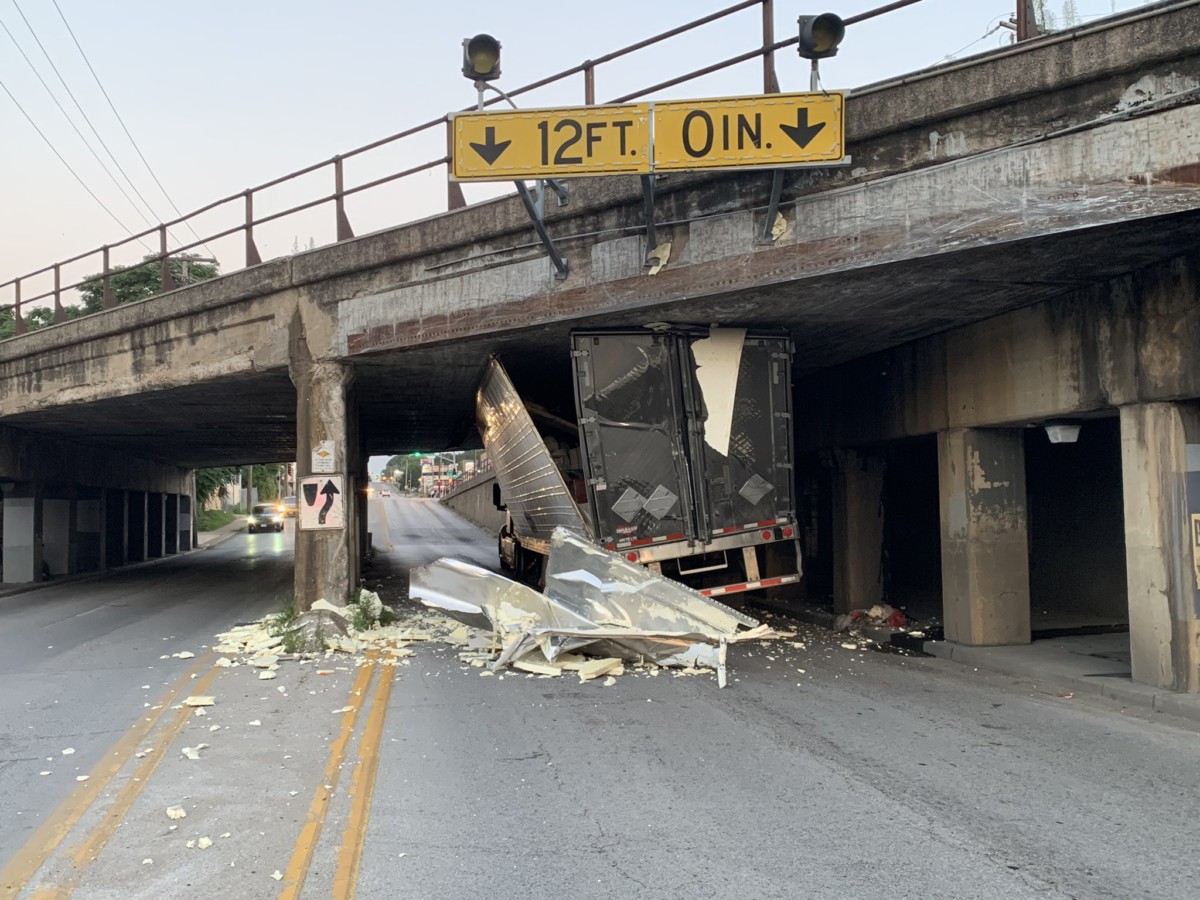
[774,411,792,420]
[579,415,597,425]
[775,462,793,470]
[570,349,589,358]
[589,478,607,490]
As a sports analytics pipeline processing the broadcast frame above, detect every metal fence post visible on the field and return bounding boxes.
[584,61,596,105]
[54,263,64,324]
[159,225,176,293]
[14,277,23,335]
[102,246,115,309]
[762,0,779,93]
[335,156,355,241]
[245,191,263,266]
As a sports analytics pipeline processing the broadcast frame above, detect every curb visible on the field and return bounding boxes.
[923,640,1200,725]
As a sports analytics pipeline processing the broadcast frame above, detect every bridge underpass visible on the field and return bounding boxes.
[2,1,1200,694]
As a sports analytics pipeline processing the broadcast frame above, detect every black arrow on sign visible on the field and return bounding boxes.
[469,126,511,165]
[318,479,340,525]
[779,109,826,150]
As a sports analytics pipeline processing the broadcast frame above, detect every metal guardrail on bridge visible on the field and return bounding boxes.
[0,0,924,337]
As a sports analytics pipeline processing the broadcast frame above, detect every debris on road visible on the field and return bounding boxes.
[183,696,215,707]
[197,837,213,850]
[409,527,764,686]
[61,747,75,755]
[181,743,208,760]
[166,806,187,820]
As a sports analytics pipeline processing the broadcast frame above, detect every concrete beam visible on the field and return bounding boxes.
[832,450,886,615]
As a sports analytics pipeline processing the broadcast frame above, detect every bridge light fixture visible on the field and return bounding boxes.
[462,34,502,82]
[796,14,845,60]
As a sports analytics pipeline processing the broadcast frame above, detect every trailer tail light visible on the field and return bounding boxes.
[782,527,794,538]
[626,552,638,562]
[761,530,773,541]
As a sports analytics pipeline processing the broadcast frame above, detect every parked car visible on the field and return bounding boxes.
[247,503,285,533]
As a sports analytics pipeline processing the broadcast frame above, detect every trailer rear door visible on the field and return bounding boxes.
[572,332,695,547]
[683,331,795,536]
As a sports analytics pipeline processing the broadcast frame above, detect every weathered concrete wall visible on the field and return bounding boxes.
[442,475,506,537]
[796,252,1200,446]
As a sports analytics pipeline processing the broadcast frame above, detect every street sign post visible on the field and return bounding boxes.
[450,104,651,181]
[652,92,845,172]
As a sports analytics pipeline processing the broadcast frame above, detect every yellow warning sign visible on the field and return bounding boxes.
[450,104,651,181]
[652,92,846,172]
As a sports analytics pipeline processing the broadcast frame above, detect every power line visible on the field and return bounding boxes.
[0,75,147,247]
[0,12,157,230]
[11,0,166,228]
[50,0,213,257]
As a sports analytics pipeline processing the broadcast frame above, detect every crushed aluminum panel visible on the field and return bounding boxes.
[477,357,592,543]
[545,527,759,631]
[690,327,746,456]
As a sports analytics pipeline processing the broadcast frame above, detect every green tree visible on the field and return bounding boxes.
[196,467,239,506]
[77,253,220,314]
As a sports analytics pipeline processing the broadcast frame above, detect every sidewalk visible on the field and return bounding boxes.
[196,517,248,548]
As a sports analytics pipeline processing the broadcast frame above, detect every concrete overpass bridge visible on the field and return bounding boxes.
[3,1,1200,692]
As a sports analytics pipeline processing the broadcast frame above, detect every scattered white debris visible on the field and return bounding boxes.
[603,676,617,687]
[197,837,213,850]
[166,806,187,820]
[331,706,354,714]
[142,858,153,865]
[215,657,234,668]
[209,724,221,733]
[173,651,196,659]
[61,748,75,756]
[513,659,563,677]
[578,658,623,683]
[141,685,150,690]
[194,708,208,718]
[186,840,195,849]
[39,771,50,776]
[271,871,283,881]
[183,696,214,707]
[258,671,277,681]
[181,744,208,760]
[840,643,858,651]
[76,775,88,782]
[250,655,279,669]
[248,720,261,727]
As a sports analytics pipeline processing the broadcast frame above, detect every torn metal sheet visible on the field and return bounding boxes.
[690,327,746,457]
[411,528,759,684]
[477,357,592,544]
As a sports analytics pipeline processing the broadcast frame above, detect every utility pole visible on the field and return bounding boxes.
[1016,0,1040,41]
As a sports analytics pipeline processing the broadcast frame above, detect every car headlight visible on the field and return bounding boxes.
[272,515,283,523]
[246,516,257,524]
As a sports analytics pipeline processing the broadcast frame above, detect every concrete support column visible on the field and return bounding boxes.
[128,491,147,563]
[179,493,193,552]
[42,496,70,576]
[1119,403,1200,692]
[2,485,42,583]
[147,492,165,559]
[832,449,885,614]
[938,428,1031,646]
[292,357,357,610]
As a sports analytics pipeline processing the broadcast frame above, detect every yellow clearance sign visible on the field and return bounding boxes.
[451,104,651,181]
[653,92,845,172]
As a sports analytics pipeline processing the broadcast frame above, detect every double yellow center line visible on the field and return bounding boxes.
[3,652,399,899]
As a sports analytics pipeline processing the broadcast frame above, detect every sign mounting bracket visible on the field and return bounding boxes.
[515,180,569,280]
[759,169,785,244]
[641,174,658,265]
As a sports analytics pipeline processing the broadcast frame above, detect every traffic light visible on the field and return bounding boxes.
[797,14,845,60]
[462,34,502,81]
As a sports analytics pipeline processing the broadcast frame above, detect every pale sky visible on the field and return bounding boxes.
[1,0,1149,314]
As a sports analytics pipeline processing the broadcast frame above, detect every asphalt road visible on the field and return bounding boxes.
[0,521,291,873]
[3,497,1200,898]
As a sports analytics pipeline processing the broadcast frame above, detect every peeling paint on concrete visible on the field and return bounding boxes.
[1114,72,1200,112]
[927,130,968,161]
